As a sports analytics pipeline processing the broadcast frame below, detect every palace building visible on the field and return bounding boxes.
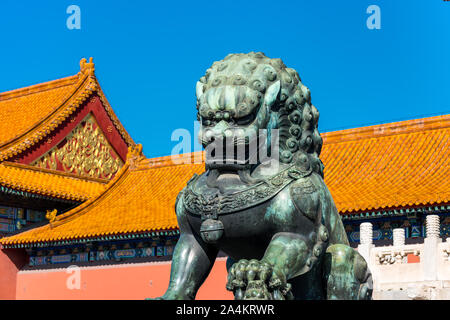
[0,59,448,299]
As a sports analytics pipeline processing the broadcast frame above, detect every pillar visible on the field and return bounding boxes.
[360,222,373,245]
[426,215,440,238]
[422,215,441,281]
[358,223,374,267]
[393,228,405,247]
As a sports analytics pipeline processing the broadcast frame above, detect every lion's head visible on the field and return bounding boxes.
[196,52,324,177]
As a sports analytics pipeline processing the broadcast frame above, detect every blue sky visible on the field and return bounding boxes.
[0,1,449,158]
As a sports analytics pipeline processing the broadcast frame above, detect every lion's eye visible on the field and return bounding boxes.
[202,118,212,126]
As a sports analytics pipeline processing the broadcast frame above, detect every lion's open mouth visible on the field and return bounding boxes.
[204,140,258,171]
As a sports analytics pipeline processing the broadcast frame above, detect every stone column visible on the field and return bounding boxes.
[426,215,440,238]
[358,223,374,266]
[422,215,441,281]
[358,222,375,291]
[393,228,405,246]
[360,222,373,245]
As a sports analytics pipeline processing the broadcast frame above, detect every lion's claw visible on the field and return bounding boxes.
[226,259,292,300]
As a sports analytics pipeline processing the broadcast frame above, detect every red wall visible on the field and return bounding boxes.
[15,258,233,300]
[0,248,27,300]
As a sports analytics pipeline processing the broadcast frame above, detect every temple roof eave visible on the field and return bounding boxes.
[0,58,136,161]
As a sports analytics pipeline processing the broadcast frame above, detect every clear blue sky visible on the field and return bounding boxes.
[0,1,449,158]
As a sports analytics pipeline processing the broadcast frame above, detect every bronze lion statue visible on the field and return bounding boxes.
[157,52,373,300]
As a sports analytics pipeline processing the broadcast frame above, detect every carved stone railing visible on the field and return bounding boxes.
[356,215,450,299]
[440,241,450,262]
[373,244,421,265]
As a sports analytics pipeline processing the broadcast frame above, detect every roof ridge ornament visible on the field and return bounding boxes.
[79,57,95,76]
[127,143,145,170]
[46,209,57,228]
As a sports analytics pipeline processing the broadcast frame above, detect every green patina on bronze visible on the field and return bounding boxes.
[157,52,373,300]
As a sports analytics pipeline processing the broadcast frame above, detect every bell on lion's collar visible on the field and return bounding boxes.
[200,218,224,244]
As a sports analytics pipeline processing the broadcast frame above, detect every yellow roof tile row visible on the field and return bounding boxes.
[0,162,107,202]
[1,115,449,245]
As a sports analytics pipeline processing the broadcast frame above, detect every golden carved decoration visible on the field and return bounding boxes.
[80,57,95,76]
[127,143,145,170]
[33,114,123,179]
[46,209,57,223]
[36,148,58,171]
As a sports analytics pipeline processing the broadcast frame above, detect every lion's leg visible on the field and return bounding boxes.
[160,232,218,300]
[322,244,373,300]
[227,232,327,300]
[156,203,218,300]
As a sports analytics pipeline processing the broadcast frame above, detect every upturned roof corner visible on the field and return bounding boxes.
[79,57,95,77]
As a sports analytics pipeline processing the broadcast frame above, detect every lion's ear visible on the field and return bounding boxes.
[264,80,280,109]
[196,81,205,101]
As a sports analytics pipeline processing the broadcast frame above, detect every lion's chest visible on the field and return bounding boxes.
[184,187,316,260]
[185,201,274,259]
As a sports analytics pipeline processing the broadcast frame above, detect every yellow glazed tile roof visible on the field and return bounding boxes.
[1,151,205,245]
[321,114,449,213]
[0,162,107,202]
[1,115,449,245]
[0,58,135,161]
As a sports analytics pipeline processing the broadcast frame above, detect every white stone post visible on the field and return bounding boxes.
[393,228,405,247]
[426,215,440,238]
[360,222,373,245]
[358,222,375,290]
[358,223,374,264]
[422,215,441,281]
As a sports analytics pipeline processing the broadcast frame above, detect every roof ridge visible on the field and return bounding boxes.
[0,58,95,102]
[137,151,205,170]
[0,75,79,101]
[0,161,109,184]
[321,114,449,144]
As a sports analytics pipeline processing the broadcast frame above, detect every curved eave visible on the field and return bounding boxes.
[0,162,107,202]
[340,204,450,221]
[0,186,80,204]
[0,162,132,246]
[1,229,181,249]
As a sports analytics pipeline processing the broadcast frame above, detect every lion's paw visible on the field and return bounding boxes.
[226,259,292,300]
